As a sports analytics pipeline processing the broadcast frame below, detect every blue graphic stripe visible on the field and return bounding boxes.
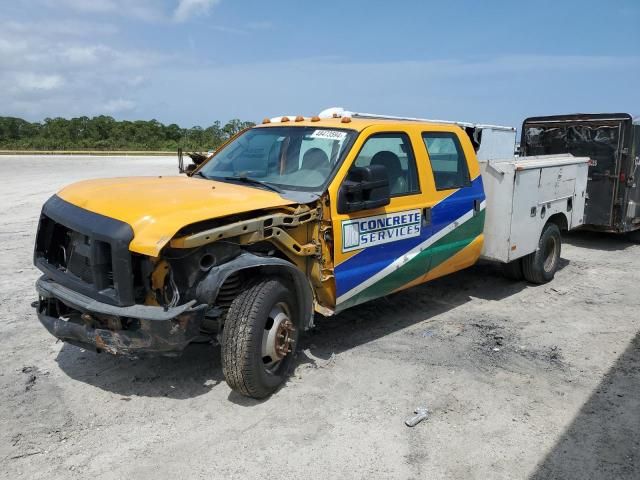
[430,176,485,243]
[335,176,484,297]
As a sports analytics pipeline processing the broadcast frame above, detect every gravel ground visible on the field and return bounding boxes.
[0,155,638,480]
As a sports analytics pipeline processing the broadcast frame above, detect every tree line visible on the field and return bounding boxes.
[0,116,255,151]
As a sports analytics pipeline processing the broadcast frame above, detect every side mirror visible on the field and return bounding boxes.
[338,164,390,214]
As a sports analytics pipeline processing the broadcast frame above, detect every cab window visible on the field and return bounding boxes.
[422,132,471,190]
[353,133,419,196]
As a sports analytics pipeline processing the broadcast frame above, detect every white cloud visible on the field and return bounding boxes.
[16,73,65,91]
[0,17,170,120]
[24,0,222,23]
[62,46,105,65]
[3,19,118,37]
[43,0,163,22]
[53,0,118,13]
[210,20,275,35]
[103,99,136,113]
[1,6,637,130]
[210,24,247,34]
[174,0,221,22]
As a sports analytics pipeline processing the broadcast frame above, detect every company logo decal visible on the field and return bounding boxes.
[342,209,421,252]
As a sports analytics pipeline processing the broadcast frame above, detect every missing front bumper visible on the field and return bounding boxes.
[35,276,207,357]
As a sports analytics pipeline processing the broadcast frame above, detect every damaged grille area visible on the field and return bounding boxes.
[34,195,138,306]
[36,220,114,289]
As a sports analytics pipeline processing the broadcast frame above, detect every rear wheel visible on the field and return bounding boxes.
[522,223,562,284]
[501,258,524,281]
[627,229,640,244]
[221,277,298,399]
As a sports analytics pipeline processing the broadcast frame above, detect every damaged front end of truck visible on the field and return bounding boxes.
[32,122,358,364]
[33,193,325,357]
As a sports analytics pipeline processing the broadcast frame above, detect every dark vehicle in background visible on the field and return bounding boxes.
[521,113,640,238]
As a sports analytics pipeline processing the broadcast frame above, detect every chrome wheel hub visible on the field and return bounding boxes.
[262,302,295,370]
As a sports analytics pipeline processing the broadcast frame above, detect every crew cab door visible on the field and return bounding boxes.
[420,131,486,271]
[328,126,485,312]
[329,128,431,311]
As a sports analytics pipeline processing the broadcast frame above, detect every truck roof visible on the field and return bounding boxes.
[257,107,515,133]
[256,116,514,133]
[256,116,466,132]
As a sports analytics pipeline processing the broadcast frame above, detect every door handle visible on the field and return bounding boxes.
[422,207,431,226]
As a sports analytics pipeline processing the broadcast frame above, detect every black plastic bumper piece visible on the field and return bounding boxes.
[36,276,207,357]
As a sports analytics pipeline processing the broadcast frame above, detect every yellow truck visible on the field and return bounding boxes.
[33,109,588,398]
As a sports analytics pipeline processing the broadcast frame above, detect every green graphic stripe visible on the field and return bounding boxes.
[338,210,485,311]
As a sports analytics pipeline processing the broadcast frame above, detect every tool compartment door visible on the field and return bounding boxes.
[509,161,583,260]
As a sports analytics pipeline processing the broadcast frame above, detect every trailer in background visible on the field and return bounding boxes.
[520,113,640,236]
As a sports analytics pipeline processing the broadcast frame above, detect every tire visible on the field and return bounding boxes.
[501,258,524,281]
[627,230,640,244]
[222,277,299,399]
[522,223,562,284]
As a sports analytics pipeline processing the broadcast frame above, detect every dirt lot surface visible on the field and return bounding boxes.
[1,155,638,479]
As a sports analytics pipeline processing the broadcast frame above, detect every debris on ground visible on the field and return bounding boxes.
[405,407,429,427]
[22,366,38,391]
[301,349,336,369]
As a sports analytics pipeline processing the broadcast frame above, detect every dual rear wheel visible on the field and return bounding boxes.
[502,222,562,284]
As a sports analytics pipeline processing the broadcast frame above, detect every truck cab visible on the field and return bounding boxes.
[34,110,585,398]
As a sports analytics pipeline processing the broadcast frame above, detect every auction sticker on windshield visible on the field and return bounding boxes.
[342,209,422,253]
[309,130,347,141]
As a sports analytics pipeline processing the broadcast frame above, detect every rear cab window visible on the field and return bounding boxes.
[422,132,471,190]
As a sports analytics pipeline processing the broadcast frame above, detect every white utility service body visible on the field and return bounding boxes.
[480,154,589,263]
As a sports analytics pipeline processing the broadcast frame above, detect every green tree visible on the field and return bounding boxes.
[0,116,255,151]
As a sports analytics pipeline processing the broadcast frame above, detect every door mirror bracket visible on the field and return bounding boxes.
[337,165,391,214]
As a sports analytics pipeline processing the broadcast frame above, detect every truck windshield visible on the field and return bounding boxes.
[198,126,356,192]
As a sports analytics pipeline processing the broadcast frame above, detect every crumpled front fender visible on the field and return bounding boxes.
[195,252,315,329]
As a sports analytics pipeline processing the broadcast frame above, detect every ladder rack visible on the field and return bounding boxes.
[318,107,515,132]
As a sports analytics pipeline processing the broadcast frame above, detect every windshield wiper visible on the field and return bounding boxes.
[192,171,208,179]
[223,175,283,193]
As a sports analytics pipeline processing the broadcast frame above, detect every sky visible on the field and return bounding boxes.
[1,0,639,129]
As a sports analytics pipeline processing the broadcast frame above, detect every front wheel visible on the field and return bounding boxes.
[522,223,562,284]
[221,277,299,399]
